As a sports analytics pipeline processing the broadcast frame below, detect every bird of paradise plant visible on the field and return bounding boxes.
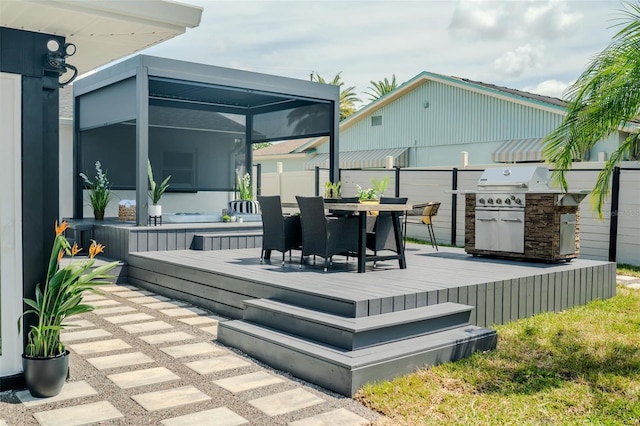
[18,221,119,358]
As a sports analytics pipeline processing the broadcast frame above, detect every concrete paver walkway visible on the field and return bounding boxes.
[1,283,379,425]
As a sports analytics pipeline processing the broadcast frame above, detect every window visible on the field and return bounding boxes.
[371,116,382,126]
[163,151,195,187]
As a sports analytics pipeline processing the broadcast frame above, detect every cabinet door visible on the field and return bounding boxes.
[498,210,524,253]
[475,210,498,251]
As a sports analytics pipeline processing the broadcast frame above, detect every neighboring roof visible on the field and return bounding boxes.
[0,0,202,75]
[254,138,314,157]
[297,71,569,152]
[452,76,567,108]
[304,148,409,170]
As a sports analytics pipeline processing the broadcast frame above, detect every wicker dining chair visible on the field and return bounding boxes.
[295,196,359,271]
[257,195,302,266]
[404,201,440,251]
[366,197,408,256]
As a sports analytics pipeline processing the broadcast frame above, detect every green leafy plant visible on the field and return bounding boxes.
[356,185,378,201]
[324,181,342,198]
[222,214,231,222]
[356,176,391,201]
[236,170,253,201]
[79,161,111,213]
[18,221,118,357]
[147,160,171,205]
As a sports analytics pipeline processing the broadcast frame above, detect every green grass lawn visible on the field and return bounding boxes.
[356,284,640,425]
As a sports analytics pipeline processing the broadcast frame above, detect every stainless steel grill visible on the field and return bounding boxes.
[465,166,588,262]
[474,166,550,254]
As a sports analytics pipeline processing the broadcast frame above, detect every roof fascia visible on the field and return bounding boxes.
[43,0,202,32]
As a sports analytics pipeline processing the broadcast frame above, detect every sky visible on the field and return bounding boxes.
[140,0,628,106]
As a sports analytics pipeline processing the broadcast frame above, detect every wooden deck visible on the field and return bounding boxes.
[127,245,616,327]
[125,244,615,396]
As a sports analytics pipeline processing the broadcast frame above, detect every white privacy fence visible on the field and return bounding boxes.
[257,161,640,266]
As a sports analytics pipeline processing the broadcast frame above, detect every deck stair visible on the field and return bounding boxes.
[218,298,497,396]
[191,231,262,251]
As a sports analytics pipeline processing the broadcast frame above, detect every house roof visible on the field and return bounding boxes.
[253,138,314,157]
[297,71,569,152]
[0,0,202,76]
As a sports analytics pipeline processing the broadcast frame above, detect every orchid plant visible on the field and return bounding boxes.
[80,161,111,214]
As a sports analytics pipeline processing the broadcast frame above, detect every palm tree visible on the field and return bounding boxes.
[543,1,640,218]
[365,74,398,101]
[311,71,361,120]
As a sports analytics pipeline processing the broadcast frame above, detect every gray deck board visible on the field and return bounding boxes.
[128,245,616,325]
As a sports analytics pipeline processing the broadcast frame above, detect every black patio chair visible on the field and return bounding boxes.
[257,195,302,266]
[295,196,359,272]
[366,197,408,256]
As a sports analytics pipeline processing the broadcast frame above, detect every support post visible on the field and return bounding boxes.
[608,166,621,262]
[451,168,458,245]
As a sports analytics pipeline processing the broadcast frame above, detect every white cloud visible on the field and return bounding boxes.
[493,44,544,78]
[449,0,583,40]
[523,79,572,99]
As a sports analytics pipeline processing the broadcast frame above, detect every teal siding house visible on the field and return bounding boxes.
[256,71,629,171]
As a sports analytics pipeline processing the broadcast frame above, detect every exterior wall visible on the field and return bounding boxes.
[317,80,565,160]
[0,72,24,379]
[0,27,64,389]
[255,156,308,173]
[307,79,627,170]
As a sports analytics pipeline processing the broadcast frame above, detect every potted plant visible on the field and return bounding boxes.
[356,176,390,216]
[18,221,118,398]
[148,160,171,218]
[228,170,261,215]
[324,180,342,199]
[222,214,231,223]
[79,161,111,220]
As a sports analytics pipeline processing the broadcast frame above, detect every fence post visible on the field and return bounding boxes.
[394,166,401,197]
[608,166,621,262]
[451,168,458,246]
[315,166,320,196]
[255,163,261,196]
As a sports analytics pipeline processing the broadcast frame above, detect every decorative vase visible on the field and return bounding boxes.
[93,210,105,220]
[360,199,380,216]
[228,200,261,214]
[149,204,162,217]
[22,350,70,398]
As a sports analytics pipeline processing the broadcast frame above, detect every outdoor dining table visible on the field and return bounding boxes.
[324,202,412,273]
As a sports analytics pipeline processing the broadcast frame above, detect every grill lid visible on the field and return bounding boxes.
[477,166,550,191]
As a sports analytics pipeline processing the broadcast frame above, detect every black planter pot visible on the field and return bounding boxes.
[22,350,70,398]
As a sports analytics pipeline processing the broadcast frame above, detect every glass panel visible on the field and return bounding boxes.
[79,106,249,191]
[253,103,331,142]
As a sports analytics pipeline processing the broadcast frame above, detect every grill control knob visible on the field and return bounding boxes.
[515,198,522,205]
[478,198,485,204]
[487,198,494,204]
[496,198,502,204]
[504,198,511,205]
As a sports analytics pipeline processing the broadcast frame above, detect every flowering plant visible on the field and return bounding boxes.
[80,161,111,213]
[236,170,253,201]
[18,221,118,357]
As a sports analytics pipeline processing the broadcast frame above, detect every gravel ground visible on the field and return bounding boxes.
[1,284,382,425]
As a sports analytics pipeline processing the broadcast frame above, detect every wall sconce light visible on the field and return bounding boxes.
[44,39,78,87]
[423,101,430,108]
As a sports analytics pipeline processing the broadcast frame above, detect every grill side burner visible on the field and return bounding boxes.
[463,166,588,262]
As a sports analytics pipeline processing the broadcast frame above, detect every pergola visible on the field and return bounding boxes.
[73,55,340,225]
